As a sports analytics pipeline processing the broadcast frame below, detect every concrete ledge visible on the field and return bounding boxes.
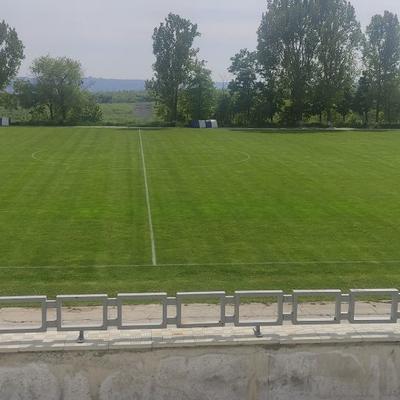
[1,328,400,399]
[1,323,400,354]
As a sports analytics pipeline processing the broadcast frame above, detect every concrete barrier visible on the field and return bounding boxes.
[0,342,400,399]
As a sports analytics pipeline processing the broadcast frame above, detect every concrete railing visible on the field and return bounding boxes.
[0,289,398,340]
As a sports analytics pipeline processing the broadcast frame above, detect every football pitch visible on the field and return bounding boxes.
[1,126,400,296]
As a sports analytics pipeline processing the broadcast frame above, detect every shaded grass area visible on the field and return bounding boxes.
[1,127,400,295]
[1,263,400,298]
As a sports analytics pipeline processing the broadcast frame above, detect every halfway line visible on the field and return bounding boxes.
[1,259,400,269]
[138,129,157,265]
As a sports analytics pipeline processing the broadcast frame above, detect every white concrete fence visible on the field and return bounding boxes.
[0,289,398,340]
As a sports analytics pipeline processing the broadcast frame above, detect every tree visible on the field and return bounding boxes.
[353,73,373,126]
[228,49,259,125]
[336,86,355,123]
[228,47,281,126]
[309,83,327,124]
[14,56,102,124]
[313,0,362,125]
[13,78,49,121]
[251,82,282,125]
[147,13,200,123]
[180,59,215,121]
[13,79,37,109]
[215,90,234,127]
[364,11,400,124]
[0,91,18,113]
[257,0,319,125]
[69,92,103,124]
[31,56,83,122]
[0,20,24,90]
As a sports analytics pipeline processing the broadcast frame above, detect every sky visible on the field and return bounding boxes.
[3,0,400,81]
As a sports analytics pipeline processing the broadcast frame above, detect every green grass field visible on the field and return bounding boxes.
[0,102,155,125]
[1,126,400,296]
[100,102,155,125]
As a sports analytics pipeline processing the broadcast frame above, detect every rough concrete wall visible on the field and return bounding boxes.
[0,343,399,400]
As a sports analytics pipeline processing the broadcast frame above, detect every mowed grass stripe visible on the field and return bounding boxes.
[0,127,150,266]
[145,129,400,264]
[1,127,400,294]
[2,258,400,269]
[2,262,400,297]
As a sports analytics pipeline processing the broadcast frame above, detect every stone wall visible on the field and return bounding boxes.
[0,343,399,399]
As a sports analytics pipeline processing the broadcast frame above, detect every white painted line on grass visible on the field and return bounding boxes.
[1,259,400,269]
[139,128,157,266]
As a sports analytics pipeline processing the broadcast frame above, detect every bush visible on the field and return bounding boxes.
[68,93,103,124]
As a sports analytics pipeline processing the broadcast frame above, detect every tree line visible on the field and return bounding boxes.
[148,2,400,127]
[1,0,400,128]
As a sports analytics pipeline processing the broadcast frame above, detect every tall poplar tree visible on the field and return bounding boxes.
[228,49,259,125]
[314,0,362,125]
[147,13,200,123]
[364,11,400,123]
[0,20,24,90]
[180,60,215,121]
[257,0,319,125]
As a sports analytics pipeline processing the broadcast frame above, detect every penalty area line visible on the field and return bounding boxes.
[139,128,157,266]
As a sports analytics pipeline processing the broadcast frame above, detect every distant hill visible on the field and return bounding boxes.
[83,77,147,92]
[8,77,226,93]
[83,78,226,92]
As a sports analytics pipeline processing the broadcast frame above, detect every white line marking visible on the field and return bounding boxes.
[32,150,53,163]
[1,260,400,269]
[32,150,68,166]
[139,128,157,266]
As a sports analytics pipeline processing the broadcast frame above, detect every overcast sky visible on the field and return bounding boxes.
[3,0,400,80]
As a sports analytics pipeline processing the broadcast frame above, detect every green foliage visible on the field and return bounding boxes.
[93,92,113,104]
[258,0,319,125]
[363,11,400,124]
[13,79,36,109]
[0,20,24,90]
[0,91,17,110]
[336,86,355,122]
[0,92,30,122]
[69,92,103,124]
[93,90,152,104]
[216,2,399,127]
[313,0,362,124]
[147,13,200,123]
[30,56,83,122]
[14,56,102,124]
[228,49,259,125]
[256,0,362,126]
[353,73,373,126]
[179,60,215,121]
[215,90,234,127]
[228,48,282,126]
